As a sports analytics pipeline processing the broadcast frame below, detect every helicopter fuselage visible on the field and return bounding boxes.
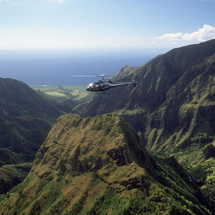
[85,74,137,92]
[86,80,134,92]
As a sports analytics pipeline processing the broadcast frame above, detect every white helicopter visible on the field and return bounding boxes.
[85,74,137,92]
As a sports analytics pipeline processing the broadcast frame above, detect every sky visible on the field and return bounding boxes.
[0,0,215,51]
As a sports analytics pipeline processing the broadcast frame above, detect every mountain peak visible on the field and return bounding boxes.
[34,113,151,176]
[0,114,212,214]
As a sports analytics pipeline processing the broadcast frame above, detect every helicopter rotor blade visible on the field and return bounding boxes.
[72,75,96,78]
[72,74,111,80]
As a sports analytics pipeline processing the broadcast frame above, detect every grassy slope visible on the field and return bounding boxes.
[32,85,93,114]
[32,85,89,101]
[0,163,32,194]
[70,40,215,205]
[163,142,215,202]
[0,114,212,215]
[0,78,70,195]
[0,148,23,167]
[0,78,66,157]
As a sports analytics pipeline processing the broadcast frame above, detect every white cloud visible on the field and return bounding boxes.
[156,25,215,48]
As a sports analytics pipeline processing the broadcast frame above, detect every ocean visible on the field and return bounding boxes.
[0,49,161,86]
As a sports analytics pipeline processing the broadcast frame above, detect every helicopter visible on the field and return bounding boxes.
[86,74,137,92]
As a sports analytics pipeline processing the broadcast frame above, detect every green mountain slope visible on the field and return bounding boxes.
[72,39,215,202]
[74,40,215,148]
[0,78,64,121]
[0,78,67,194]
[0,114,212,214]
[0,163,32,195]
[0,78,66,159]
[145,45,215,152]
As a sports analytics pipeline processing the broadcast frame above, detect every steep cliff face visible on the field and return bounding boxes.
[71,40,215,202]
[146,50,215,151]
[0,114,212,214]
[74,40,215,152]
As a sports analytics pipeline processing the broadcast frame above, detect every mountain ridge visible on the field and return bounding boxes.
[0,77,66,157]
[0,77,67,194]
[72,39,215,203]
[73,39,215,150]
[0,113,212,214]
[1,40,215,213]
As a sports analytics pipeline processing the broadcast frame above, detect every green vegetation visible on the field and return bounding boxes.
[0,148,23,167]
[32,85,89,101]
[165,142,215,201]
[0,162,32,194]
[1,40,215,214]
[70,40,215,209]
[70,194,87,215]
[0,113,213,214]
[0,78,69,199]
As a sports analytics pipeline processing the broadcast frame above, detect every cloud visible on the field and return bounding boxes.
[156,25,215,47]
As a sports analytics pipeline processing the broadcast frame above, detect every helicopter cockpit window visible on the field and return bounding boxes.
[87,83,95,89]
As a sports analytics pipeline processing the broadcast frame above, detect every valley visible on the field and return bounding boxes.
[1,39,215,214]
[32,85,89,101]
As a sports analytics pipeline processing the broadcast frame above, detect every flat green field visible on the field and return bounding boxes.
[32,85,89,101]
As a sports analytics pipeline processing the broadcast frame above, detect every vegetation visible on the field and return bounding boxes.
[0,78,69,198]
[0,113,213,214]
[71,39,215,207]
[0,163,32,194]
[164,142,215,201]
[0,148,23,167]
[1,40,215,214]
[32,85,89,101]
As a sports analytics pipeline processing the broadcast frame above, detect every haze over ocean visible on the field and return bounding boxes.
[0,49,160,86]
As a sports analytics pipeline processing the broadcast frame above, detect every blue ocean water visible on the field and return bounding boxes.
[0,49,160,86]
